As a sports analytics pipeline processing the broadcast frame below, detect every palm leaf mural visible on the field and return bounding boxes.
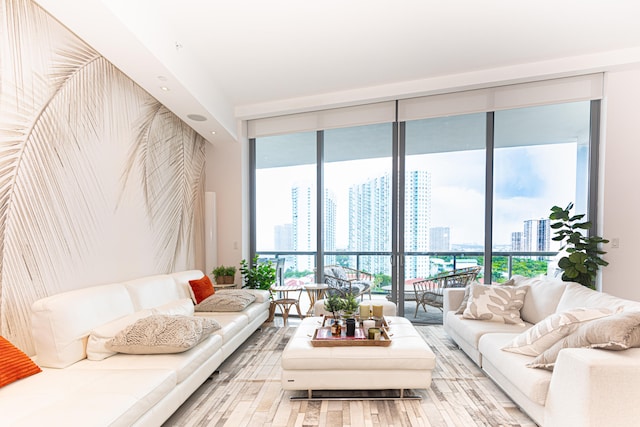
[121,101,206,272]
[0,0,206,353]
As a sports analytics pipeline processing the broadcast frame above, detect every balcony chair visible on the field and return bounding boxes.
[413,266,481,317]
[322,265,372,300]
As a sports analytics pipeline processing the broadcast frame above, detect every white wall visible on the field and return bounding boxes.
[600,66,640,300]
[205,138,244,281]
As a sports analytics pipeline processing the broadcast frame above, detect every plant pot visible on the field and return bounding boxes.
[216,275,234,284]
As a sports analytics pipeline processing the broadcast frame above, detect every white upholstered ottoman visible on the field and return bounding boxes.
[281,316,436,399]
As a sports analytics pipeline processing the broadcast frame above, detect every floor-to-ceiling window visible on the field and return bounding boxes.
[250,75,602,319]
[254,131,317,279]
[323,124,394,293]
[404,113,486,286]
[491,101,592,282]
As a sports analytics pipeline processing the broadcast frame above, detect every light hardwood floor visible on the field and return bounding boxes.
[163,318,537,427]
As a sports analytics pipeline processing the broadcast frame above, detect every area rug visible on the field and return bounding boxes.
[162,325,536,427]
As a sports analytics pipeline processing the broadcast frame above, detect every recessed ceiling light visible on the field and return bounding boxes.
[187,114,207,122]
[160,86,170,91]
[211,131,216,135]
[157,75,168,82]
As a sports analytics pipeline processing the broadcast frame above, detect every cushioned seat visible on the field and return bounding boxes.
[0,368,176,427]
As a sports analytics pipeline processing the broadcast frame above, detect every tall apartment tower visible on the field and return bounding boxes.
[274,224,293,250]
[511,231,523,251]
[291,183,336,271]
[348,174,391,273]
[430,227,450,251]
[523,218,550,256]
[348,170,431,278]
[404,171,431,278]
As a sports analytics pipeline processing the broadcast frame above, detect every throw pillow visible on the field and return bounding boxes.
[462,283,529,326]
[502,307,613,356]
[106,315,221,354]
[188,275,215,304]
[455,279,514,315]
[86,309,153,361]
[195,290,257,312]
[527,311,640,370]
[0,336,41,387]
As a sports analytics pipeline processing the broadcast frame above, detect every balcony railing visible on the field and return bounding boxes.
[257,250,560,286]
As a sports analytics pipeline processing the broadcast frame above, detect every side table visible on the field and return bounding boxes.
[303,283,329,316]
[270,285,304,326]
[213,283,237,290]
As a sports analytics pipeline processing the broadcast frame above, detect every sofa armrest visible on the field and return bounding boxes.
[545,347,640,427]
[443,288,465,313]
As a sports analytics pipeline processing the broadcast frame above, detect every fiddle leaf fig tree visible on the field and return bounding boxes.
[549,202,609,289]
[239,255,276,291]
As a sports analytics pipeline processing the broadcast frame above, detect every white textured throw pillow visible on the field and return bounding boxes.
[462,283,529,326]
[195,289,256,312]
[86,309,154,361]
[107,315,220,354]
[502,307,613,356]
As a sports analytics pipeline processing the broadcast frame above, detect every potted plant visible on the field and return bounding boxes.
[240,256,278,321]
[239,255,276,290]
[341,292,359,318]
[323,294,345,320]
[211,265,237,284]
[549,202,609,289]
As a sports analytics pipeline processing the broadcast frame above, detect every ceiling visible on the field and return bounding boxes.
[34,0,640,145]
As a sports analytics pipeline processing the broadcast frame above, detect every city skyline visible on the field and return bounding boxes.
[256,143,577,253]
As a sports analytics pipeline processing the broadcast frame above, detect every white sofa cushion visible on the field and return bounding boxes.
[512,275,568,324]
[556,282,640,313]
[501,307,612,356]
[123,274,188,310]
[31,283,136,368]
[0,368,176,427]
[479,333,552,406]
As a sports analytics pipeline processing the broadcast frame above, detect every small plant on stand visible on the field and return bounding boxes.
[211,265,237,284]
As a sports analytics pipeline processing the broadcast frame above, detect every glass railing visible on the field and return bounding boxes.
[256,250,560,289]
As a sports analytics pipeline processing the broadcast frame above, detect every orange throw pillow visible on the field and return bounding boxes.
[0,336,41,388]
[188,276,215,304]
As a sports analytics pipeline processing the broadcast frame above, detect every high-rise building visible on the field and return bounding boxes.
[274,224,293,250]
[523,219,550,258]
[511,231,523,251]
[430,227,450,252]
[291,183,336,271]
[348,170,431,277]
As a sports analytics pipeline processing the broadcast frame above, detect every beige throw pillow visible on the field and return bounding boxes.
[195,289,256,312]
[107,315,220,354]
[502,307,613,356]
[455,279,514,314]
[528,311,640,370]
[462,283,529,326]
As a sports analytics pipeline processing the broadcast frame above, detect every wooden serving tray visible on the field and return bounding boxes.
[310,317,392,347]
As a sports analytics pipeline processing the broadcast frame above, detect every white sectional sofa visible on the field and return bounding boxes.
[0,270,270,427]
[443,275,640,427]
